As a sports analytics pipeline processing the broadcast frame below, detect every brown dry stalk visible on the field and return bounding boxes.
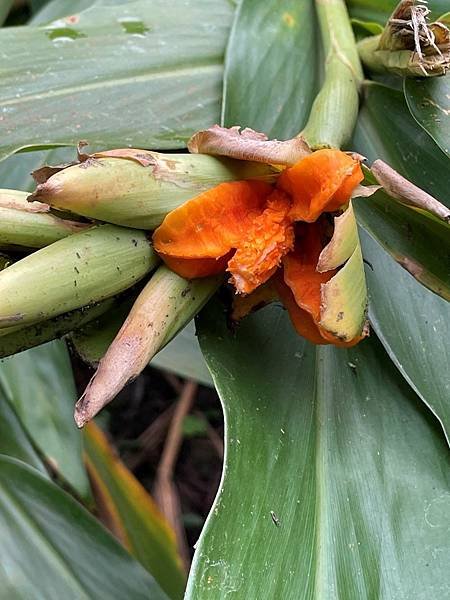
[154,380,198,571]
[371,160,450,222]
[188,125,311,165]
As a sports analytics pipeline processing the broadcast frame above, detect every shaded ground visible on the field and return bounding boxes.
[73,355,224,564]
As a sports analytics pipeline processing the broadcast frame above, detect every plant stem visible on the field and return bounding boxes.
[302,0,363,150]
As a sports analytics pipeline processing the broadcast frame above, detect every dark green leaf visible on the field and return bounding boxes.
[0,341,90,499]
[0,455,169,599]
[0,393,46,474]
[404,77,450,158]
[347,0,448,24]
[360,229,450,443]
[354,83,449,205]
[84,422,186,600]
[186,302,450,599]
[31,0,97,24]
[0,147,75,191]
[0,0,233,161]
[354,191,450,299]
[153,322,212,386]
[353,80,450,441]
[222,0,318,137]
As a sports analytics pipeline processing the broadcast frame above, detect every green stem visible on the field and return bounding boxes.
[302,0,363,150]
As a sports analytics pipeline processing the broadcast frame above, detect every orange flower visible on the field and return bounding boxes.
[153,149,365,346]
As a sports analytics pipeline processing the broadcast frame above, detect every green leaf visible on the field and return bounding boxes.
[404,77,450,158]
[84,422,186,599]
[354,83,449,204]
[152,321,213,387]
[0,0,234,162]
[0,393,47,474]
[0,341,90,499]
[31,0,98,24]
[0,147,75,191]
[0,455,169,599]
[353,80,450,440]
[360,229,450,443]
[222,0,318,138]
[186,301,450,599]
[347,0,449,24]
[354,191,450,300]
[351,17,384,37]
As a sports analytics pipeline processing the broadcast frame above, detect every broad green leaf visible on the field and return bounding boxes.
[351,18,384,37]
[353,81,450,438]
[31,0,98,24]
[0,0,13,26]
[404,77,450,158]
[0,147,75,191]
[153,321,212,386]
[222,0,318,138]
[354,83,449,204]
[360,230,450,443]
[0,0,234,161]
[0,393,47,474]
[186,302,450,599]
[84,422,186,600]
[354,191,450,300]
[0,455,169,599]
[347,0,448,23]
[0,341,90,499]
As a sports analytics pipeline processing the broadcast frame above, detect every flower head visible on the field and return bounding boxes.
[153,142,367,346]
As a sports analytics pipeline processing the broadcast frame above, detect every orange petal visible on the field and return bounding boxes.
[153,180,273,259]
[227,190,294,294]
[159,253,232,279]
[277,149,363,222]
[275,275,331,345]
[281,224,361,347]
[283,224,334,322]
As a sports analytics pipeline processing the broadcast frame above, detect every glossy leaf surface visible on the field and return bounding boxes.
[354,192,450,300]
[354,83,449,204]
[0,341,90,498]
[347,0,448,23]
[360,230,450,443]
[0,455,168,599]
[186,302,450,599]
[404,76,450,158]
[0,391,46,474]
[222,0,318,138]
[0,0,233,161]
[353,80,450,440]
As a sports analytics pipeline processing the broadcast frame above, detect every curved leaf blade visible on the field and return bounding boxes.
[84,422,186,599]
[354,191,450,300]
[0,0,233,161]
[222,0,318,137]
[404,76,450,158]
[0,341,90,499]
[0,393,47,474]
[355,83,449,204]
[186,302,450,599]
[347,0,448,24]
[360,229,450,443]
[0,455,168,599]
